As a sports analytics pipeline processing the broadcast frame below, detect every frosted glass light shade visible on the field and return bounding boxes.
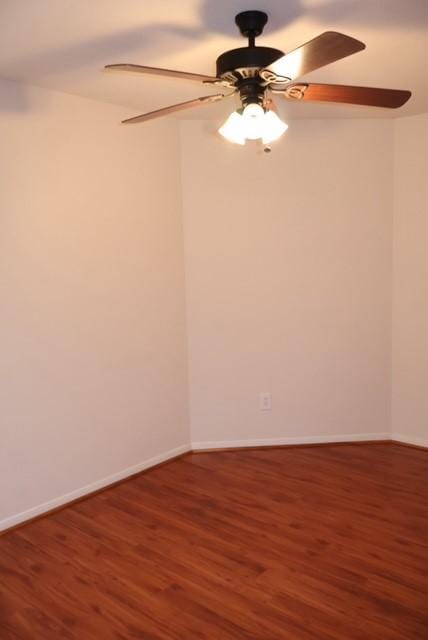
[218,111,246,145]
[261,110,289,144]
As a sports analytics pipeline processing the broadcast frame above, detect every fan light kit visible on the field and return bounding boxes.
[219,103,288,145]
[105,10,411,148]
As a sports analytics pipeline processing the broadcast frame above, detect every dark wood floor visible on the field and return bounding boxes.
[1,443,427,639]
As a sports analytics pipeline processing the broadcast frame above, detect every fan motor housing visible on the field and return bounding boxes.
[216,46,284,81]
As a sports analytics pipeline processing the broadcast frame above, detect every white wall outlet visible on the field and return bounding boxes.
[259,392,272,412]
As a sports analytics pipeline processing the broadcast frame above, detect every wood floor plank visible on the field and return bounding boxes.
[1,443,427,639]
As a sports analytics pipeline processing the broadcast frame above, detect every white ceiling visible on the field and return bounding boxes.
[0,0,427,121]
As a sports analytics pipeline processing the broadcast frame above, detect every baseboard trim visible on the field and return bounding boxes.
[191,433,391,452]
[391,434,428,449]
[2,433,426,534]
[0,444,191,534]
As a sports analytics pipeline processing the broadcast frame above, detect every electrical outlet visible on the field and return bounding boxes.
[259,392,272,412]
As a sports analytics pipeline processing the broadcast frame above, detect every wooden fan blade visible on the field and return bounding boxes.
[261,32,365,82]
[105,63,219,84]
[122,94,225,124]
[279,83,411,108]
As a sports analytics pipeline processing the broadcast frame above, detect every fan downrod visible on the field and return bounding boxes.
[235,11,268,46]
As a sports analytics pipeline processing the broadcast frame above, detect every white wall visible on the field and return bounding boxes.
[0,79,189,528]
[1,80,425,530]
[180,119,393,447]
[392,113,428,446]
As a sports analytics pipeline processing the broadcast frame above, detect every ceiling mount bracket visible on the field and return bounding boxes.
[235,11,268,47]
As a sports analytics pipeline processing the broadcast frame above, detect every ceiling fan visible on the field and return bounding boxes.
[105,10,411,146]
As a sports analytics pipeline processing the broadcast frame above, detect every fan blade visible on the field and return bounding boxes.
[278,83,411,108]
[261,32,365,83]
[122,94,225,124]
[105,63,219,84]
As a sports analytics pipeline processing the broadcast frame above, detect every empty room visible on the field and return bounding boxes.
[0,1,427,638]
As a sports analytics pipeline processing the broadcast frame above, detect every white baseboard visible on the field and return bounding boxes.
[391,433,428,448]
[3,433,425,532]
[0,443,191,533]
[191,432,391,450]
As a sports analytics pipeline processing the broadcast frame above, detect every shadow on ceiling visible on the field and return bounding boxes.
[202,0,428,35]
[1,0,426,112]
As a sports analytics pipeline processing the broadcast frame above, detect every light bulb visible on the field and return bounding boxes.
[242,103,265,139]
[242,103,265,120]
[261,110,288,144]
[218,111,245,145]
